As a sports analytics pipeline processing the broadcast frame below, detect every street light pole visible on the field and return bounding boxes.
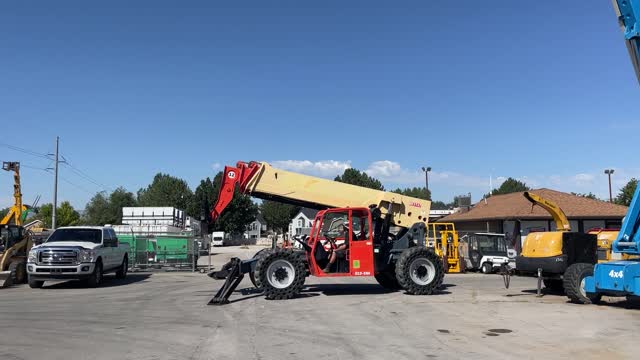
[421,166,432,199]
[604,169,615,203]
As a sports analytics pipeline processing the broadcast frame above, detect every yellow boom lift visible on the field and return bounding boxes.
[0,162,34,287]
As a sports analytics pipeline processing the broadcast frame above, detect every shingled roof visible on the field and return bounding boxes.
[440,188,628,222]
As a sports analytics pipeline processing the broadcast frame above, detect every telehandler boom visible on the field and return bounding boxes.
[211,161,430,228]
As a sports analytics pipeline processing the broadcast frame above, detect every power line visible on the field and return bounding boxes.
[0,142,50,160]
[44,168,93,195]
[60,154,112,192]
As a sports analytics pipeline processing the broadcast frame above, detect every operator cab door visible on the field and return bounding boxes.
[348,209,374,276]
[308,208,374,277]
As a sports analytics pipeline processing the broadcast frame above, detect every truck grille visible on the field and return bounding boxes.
[38,249,79,265]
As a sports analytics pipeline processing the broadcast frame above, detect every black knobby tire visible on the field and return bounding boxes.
[87,260,103,288]
[115,256,128,279]
[481,262,493,274]
[375,271,401,290]
[563,263,601,304]
[255,249,306,300]
[395,247,444,295]
[9,261,27,284]
[250,248,273,289]
[543,279,564,292]
[28,275,44,289]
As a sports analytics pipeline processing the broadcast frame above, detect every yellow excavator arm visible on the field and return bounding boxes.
[523,191,571,232]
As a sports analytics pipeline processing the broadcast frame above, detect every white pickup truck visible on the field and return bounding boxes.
[27,226,129,288]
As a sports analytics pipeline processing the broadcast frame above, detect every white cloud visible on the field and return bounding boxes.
[364,160,490,189]
[212,163,222,171]
[271,160,351,178]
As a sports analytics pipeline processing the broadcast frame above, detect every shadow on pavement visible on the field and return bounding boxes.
[43,273,152,289]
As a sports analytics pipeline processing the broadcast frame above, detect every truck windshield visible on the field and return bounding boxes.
[47,229,102,244]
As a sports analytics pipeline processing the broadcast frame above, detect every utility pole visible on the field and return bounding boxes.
[421,166,432,199]
[52,136,59,229]
[604,169,615,203]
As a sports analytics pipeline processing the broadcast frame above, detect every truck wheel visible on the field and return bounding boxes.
[395,247,444,295]
[374,271,401,290]
[543,279,564,293]
[87,260,103,288]
[563,263,601,304]
[481,262,493,274]
[255,249,305,300]
[28,275,44,289]
[249,248,273,289]
[9,261,27,284]
[115,256,128,279]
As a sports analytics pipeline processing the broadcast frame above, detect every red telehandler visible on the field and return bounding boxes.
[208,161,444,304]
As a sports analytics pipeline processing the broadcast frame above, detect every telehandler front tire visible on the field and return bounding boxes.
[256,249,306,300]
[396,247,444,295]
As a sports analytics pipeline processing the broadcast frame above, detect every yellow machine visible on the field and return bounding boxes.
[588,228,639,263]
[1,162,28,226]
[428,222,461,273]
[0,161,34,287]
[515,192,598,294]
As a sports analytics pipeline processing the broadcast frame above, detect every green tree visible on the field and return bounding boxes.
[571,192,600,200]
[58,201,81,226]
[491,178,530,195]
[137,173,194,210]
[83,187,137,225]
[0,207,8,220]
[615,178,638,206]
[36,203,53,227]
[392,187,431,200]
[207,172,259,234]
[108,187,137,222]
[260,201,300,233]
[82,192,110,225]
[430,201,450,210]
[187,177,216,220]
[36,202,80,228]
[334,168,384,190]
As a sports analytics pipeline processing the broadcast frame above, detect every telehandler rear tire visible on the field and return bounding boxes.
[374,271,401,290]
[396,247,444,295]
[256,249,306,300]
[563,263,601,304]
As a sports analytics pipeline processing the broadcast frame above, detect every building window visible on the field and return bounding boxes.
[298,219,303,227]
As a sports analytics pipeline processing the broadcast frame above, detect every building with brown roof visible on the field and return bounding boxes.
[439,188,628,244]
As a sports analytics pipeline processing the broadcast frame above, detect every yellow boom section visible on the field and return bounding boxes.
[523,191,570,232]
[214,161,431,228]
[247,162,431,227]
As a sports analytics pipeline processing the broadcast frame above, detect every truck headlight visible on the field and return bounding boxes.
[78,249,96,263]
[28,249,37,263]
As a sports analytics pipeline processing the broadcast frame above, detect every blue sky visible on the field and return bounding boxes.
[1,1,639,209]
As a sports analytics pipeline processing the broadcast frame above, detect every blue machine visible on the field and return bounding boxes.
[584,185,640,299]
[582,0,640,301]
[612,0,640,82]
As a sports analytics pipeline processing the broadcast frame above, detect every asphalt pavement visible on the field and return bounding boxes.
[0,245,638,360]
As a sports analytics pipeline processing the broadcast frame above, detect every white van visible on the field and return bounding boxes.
[211,232,225,247]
